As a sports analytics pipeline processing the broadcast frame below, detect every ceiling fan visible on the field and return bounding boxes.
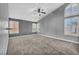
[33,7,46,16]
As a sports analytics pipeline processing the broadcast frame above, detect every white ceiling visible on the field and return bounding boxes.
[9,3,64,22]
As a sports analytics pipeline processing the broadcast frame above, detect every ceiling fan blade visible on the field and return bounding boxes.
[41,12,46,14]
[39,14,41,16]
[33,10,37,14]
[41,9,44,11]
[34,10,37,12]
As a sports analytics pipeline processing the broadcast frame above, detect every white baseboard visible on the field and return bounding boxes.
[39,34,79,44]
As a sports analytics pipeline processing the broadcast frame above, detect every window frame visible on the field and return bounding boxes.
[64,3,79,37]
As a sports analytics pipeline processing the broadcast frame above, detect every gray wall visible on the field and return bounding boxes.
[39,4,79,42]
[9,18,35,37]
[19,20,32,35]
[0,3,9,54]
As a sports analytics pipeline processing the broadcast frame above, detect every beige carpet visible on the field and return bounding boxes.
[7,34,79,55]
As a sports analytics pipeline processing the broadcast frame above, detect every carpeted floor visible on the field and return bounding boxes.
[7,34,79,55]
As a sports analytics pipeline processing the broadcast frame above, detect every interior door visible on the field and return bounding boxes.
[0,3,9,55]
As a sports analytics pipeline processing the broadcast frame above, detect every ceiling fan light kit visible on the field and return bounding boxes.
[33,7,46,16]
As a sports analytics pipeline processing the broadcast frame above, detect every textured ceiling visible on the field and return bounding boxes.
[9,3,64,22]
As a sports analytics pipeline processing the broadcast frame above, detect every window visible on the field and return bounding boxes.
[32,23,37,32]
[64,4,72,17]
[37,23,40,32]
[9,21,19,34]
[72,4,79,15]
[32,23,40,33]
[64,3,79,36]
